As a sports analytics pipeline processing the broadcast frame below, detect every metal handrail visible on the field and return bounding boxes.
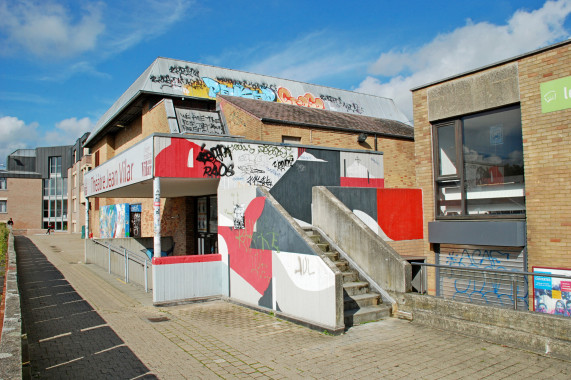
[91,239,151,292]
[410,262,571,310]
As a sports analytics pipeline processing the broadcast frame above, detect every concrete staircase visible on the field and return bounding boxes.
[304,228,391,327]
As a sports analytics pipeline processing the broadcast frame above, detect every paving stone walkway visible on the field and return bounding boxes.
[17,233,571,379]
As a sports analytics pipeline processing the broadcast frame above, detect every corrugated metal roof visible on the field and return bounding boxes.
[86,57,410,146]
[220,96,414,139]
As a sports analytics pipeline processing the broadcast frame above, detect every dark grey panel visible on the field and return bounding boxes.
[253,188,313,255]
[326,186,378,221]
[429,221,526,247]
[36,146,73,178]
[8,155,36,172]
[270,148,340,223]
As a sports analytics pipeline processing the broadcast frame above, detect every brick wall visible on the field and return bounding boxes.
[518,43,571,271]
[412,87,437,293]
[412,42,571,296]
[2,178,43,229]
[220,98,416,189]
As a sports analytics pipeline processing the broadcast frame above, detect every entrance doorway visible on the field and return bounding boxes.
[197,195,218,254]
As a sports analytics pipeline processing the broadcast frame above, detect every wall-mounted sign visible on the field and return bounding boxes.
[84,138,153,197]
[540,75,571,113]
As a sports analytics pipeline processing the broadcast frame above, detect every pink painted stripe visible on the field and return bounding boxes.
[153,254,222,265]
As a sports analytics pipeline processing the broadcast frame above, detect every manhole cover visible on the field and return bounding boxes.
[148,317,170,323]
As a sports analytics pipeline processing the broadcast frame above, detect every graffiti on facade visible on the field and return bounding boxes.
[175,108,225,135]
[295,256,315,276]
[319,94,364,114]
[150,64,369,117]
[100,203,130,238]
[202,77,276,101]
[441,248,528,308]
[196,143,235,177]
[277,87,325,109]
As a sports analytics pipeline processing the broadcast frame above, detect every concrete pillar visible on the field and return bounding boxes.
[153,177,161,258]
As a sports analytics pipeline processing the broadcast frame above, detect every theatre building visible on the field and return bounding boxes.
[83,58,424,331]
[411,40,571,314]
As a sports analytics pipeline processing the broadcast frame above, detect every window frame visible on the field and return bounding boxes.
[0,177,7,190]
[0,200,6,213]
[432,105,525,220]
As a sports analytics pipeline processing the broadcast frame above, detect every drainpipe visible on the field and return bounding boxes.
[153,177,161,258]
[85,198,89,263]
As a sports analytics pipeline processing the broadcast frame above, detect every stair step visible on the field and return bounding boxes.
[308,234,321,243]
[343,281,370,296]
[344,305,391,326]
[342,271,359,282]
[334,260,348,271]
[316,243,330,252]
[344,293,381,310]
[324,251,339,261]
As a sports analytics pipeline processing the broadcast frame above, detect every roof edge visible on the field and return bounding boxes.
[410,39,571,91]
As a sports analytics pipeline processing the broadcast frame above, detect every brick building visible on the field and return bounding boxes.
[0,146,73,232]
[82,58,421,329]
[411,40,571,313]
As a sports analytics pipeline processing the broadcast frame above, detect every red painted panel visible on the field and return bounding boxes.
[154,138,215,178]
[153,254,222,265]
[340,177,384,188]
[377,189,423,240]
[218,197,272,295]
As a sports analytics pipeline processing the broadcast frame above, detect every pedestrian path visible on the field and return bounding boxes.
[18,233,571,379]
[16,236,156,379]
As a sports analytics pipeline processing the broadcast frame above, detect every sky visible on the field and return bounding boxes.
[0,0,570,167]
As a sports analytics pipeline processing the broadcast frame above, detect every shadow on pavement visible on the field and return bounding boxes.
[16,236,157,379]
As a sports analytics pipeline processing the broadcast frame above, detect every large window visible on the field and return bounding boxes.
[0,178,6,190]
[0,200,6,213]
[433,106,525,218]
[49,156,62,175]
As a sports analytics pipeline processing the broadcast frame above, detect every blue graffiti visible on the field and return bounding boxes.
[202,77,276,101]
[442,248,528,309]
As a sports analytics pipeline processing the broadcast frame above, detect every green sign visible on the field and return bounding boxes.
[540,75,571,113]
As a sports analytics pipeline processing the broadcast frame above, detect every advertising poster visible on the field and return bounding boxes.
[533,267,571,317]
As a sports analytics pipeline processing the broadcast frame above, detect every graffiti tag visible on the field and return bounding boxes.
[277,87,325,109]
[202,77,276,101]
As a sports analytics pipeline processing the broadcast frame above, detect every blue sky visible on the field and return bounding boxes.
[1,0,570,166]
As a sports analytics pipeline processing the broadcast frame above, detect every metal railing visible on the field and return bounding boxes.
[91,239,151,293]
[410,262,571,311]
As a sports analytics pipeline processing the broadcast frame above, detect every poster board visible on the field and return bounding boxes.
[533,266,571,317]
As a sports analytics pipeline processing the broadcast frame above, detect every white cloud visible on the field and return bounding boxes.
[0,0,105,59]
[0,116,93,166]
[356,0,571,122]
[103,0,192,56]
[243,31,371,83]
[0,0,192,62]
[50,117,93,144]
[0,116,39,165]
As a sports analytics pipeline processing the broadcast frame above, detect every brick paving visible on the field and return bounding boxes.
[17,233,571,379]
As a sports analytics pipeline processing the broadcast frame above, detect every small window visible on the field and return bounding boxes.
[0,200,6,213]
[282,136,301,144]
[0,178,6,190]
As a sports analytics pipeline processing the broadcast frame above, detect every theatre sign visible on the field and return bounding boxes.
[85,138,153,197]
